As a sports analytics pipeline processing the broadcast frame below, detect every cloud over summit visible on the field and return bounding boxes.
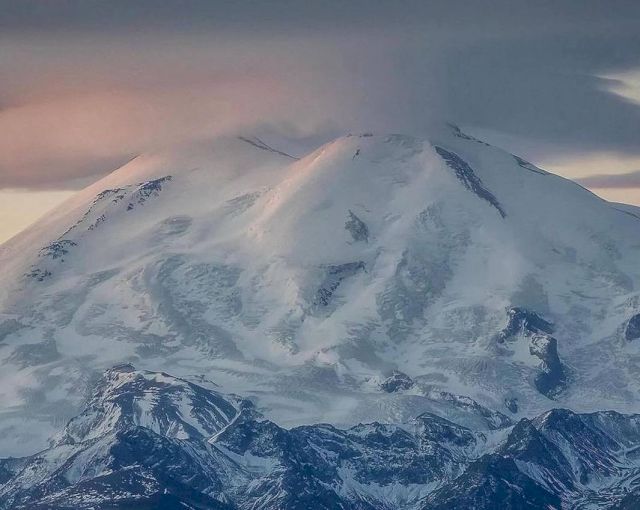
[1,0,640,189]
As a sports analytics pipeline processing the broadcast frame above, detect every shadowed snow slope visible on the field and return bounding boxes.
[1,129,640,458]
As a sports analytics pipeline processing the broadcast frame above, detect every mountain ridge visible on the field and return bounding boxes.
[2,366,640,509]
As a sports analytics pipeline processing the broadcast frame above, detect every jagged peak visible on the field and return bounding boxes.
[56,366,242,446]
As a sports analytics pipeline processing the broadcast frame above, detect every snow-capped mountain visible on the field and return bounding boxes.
[2,125,640,507]
[2,366,640,509]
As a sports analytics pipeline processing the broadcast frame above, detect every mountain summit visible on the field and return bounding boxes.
[1,127,640,464]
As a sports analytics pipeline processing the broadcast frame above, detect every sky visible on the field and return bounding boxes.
[1,0,640,242]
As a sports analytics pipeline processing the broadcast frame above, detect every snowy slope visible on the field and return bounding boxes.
[1,127,640,458]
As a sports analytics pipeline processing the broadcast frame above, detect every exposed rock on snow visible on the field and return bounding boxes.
[529,335,566,398]
[345,209,369,243]
[625,313,640,341]
[434,145,506,218]
[380,370,415,393]
[496,307,554,344]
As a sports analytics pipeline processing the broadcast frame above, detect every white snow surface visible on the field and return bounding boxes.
[1,129,640,456]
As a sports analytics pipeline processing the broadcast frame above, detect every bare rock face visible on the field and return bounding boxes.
[625,313,640,341]
[380,370,415,393]
[504,397,519,414]
[434,145,506,218]
[496,307,554,343]
[530,335,566,398]
[495,307,566,398]
[344,209,369,243]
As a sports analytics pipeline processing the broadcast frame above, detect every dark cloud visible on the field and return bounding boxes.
[432,34,640,159]
[577,170,640,188]
[0,1,639,189]
[2,1,638,35]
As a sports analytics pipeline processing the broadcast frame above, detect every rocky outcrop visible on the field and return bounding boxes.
[379,370,414,392]
[435,145,506,218]
[496,307,554,343]
[496,308,566,398]
[530,334,566,398]
[625,313,640,341]
[313,261,366,308]
[345,209,369,243]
